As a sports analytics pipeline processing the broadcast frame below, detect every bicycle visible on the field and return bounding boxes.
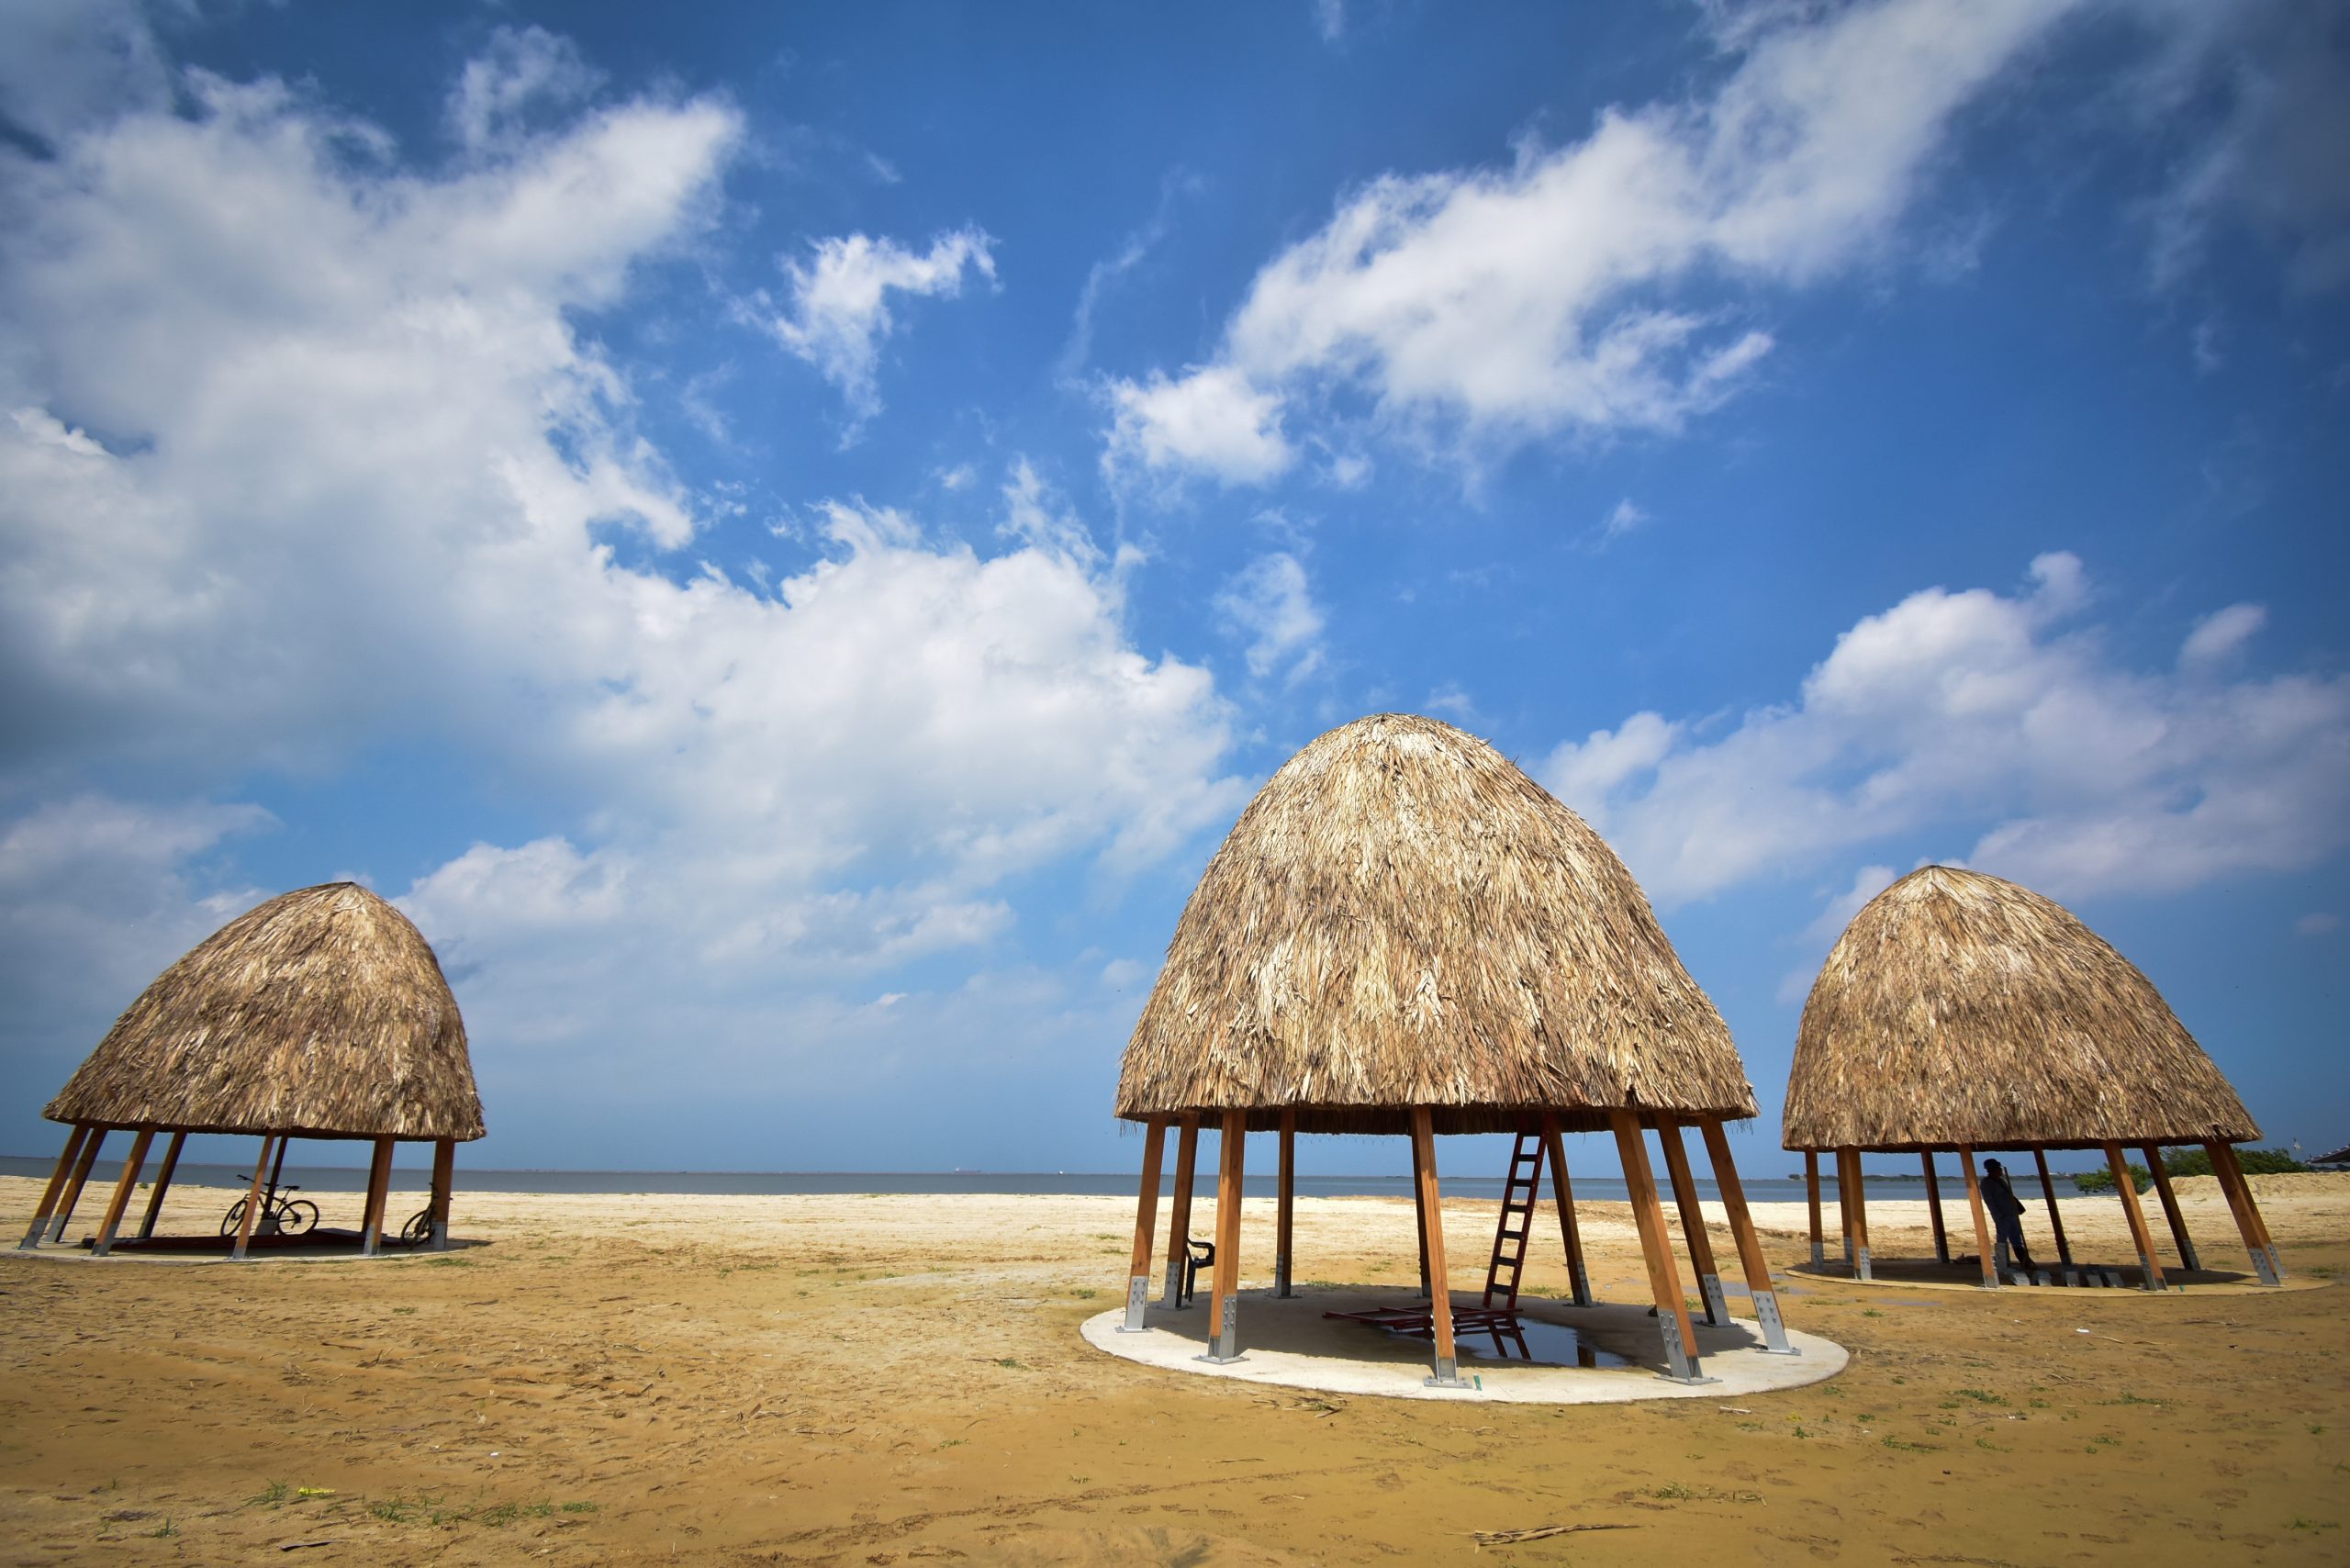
[398,1207,435,1246]
[220,1179,319,1238]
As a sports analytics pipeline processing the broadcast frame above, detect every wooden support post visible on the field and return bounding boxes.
[1700,1117,1796,1354]
[1834,1146,1856,1270]
[1409,1124,1432,1297]
[1120,1118,1167,1331]
[2206,1141,2281,1284]
[1658,1117,1727,1325]
[1409,1107,1467,1387]
[361,1136,396,1256]
[1843,1148,1873,1280]
[1804,1149,1824,1267]
[1921,1150,1951,1264]
[1611,1110,1708,1383]
[1275,1109,1296,1298]
[18,1125,90,1249]
[2104,1142,2165,1291]
[90,1127,156,1257]
[1200,1111,1248,1362]
[49,1126,109,1242]
[2140,1144,2199,1272]
[428,1137,455,1250]
[1957,1144,1998,1289]
[231,1136,275,1260]
[1539,1114,1592,1305]
[2032,1148,2073,1268]
[1162,1115,1199,1306]
[138,1131,187,1241]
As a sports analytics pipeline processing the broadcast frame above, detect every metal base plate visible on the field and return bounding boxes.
[1193,1352,1248,1365]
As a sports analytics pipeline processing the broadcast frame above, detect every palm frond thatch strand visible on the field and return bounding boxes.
[1783,865,2255,1152]
[1115,713,1754,1136]
[45,882,485,1140]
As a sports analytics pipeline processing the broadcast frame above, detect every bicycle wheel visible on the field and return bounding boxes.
[400,1208,431,1246]
[219,1197,247,1238]
[281,1200,319,1237]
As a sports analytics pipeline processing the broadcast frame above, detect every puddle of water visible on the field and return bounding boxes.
[1360,1316,1634,1369]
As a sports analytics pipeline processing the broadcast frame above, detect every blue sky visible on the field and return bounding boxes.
[1,0,2344,1178]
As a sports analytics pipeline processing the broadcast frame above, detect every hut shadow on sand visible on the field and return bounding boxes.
[1106,714,1813,1390]
[17,883,485,1261]
[1783,866,2284,1294]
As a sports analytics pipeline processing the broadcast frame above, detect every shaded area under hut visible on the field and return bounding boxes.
[18,882,484,1260]
[1111,713,1794,1387]
[1783,865,2281,1292]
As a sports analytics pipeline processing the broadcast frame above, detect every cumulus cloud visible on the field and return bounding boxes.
[446,26,605,153]
[1214,552,1326,683]
[1106,0,2086,484]
[759,228,995,424]
[1542,554,2350,903]
[0,29,1244,1094]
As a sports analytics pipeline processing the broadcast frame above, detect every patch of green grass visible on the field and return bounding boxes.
[2288,1518,2341,1531]
[145,1518,177,1539]
[1651,1482,1699,1499]
[2310,1424,2328,1436]
[1951,1388,2007,1405]
[246,1481,288,1508]
[391,1305,417,1316]
[1882,1436,1938,1452]
[1072,1287,1098,1300]
[424,1256,474,1268]
[1862,1308,1885,1317]
[561,1501,599,1514]
[995,1358,1026,1369]
[369,1496,419,1524]
[478,1502,522,1528]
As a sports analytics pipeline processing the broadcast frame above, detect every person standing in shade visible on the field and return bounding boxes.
[1982,1158,2035,1272]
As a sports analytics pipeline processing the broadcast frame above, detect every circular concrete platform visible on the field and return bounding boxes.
[1082,1287,1846,1404]
[1786,1258,2326,1296]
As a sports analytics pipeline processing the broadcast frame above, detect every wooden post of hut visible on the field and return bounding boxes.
[2031,1148,2074,1270]
[1698,1117,1796,1354]
[48,1126,109,1244]
[89,1126,156,1257]
[2205,1140,2283,1284]
[28,882,487,1259]
[137,1131,188,1242]
[1785,866,2270,1293]
[1658,1116,1728,1325]
[1197,1112,1248,1363]
[1803,1150,1824,1267]
[1539,1114,1593,1306]
[18,1123,91,1249]
[427,1137,456,1251]
[2103,1142,2166,1291]
[1614,1112,1712,1384]
[2138,1143,2199,1272]
[1920,1149,1951,1264]
[1275,1108,1296,1297]
[1162,1114,1199,1307]
[1120,1117,1167,1331]
[1956,1143,1998,1289]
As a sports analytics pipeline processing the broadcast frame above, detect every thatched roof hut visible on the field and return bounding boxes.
[1782,865,2279,1293]
[1107,715,1787,1384]
[1116,712,1754,1137]
[1784,866,2255,1153]
[23,882,480,1260]
[47,881,483,1141]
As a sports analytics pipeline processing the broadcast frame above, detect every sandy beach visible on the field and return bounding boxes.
[3,1170,2345,1564]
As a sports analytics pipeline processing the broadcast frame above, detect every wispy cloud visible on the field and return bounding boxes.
[757,228,996,429]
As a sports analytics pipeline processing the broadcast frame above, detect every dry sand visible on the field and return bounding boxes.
[3,1170,2346,1564]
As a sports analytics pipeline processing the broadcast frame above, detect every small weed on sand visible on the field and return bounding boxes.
[246,1481,287,1508]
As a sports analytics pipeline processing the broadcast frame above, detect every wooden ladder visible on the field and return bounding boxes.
[1482,1132,1545,1310]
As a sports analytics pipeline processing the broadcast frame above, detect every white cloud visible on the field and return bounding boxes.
[1775,862,1899,1003]
[1542,554,2350,903]
[1599,497,1651,543]
[2299,912,2342,937]
[2138,0,2350,293]
[1102,364,1294,487]
[447,26,604,153]
[759,228,995,424]
[1315,0,1347,45]
[1107,0,2086,484]
[2179,601,2266,669]
[0,31,1245,1078]
[0,0,170,144]
[1214,551,1326,683]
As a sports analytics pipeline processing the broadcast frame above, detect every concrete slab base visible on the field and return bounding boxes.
[1786,1258,2325,1295]
[1081,1286,1846,1404]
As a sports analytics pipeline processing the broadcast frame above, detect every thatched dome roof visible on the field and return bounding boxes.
[1783,866,2256,1152]
[1115,713,1754,1136]
[45,882,485,1140]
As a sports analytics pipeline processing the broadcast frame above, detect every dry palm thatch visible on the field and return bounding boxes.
[45,882,484,1140]
[1115,713,1753,1136]
[1783,865,2256,1152]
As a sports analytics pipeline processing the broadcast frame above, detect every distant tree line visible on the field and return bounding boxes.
[2071,1147,2310,1194]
